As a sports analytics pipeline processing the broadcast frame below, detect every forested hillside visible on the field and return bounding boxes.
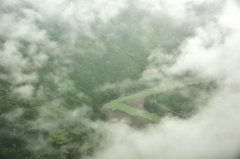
[0,38,145,158]
[0,1,237,159]
[0,1,194,159]
[144,82,217,118]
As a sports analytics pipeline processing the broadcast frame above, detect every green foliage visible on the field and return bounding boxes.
[103,88,161,122]
[0,43,148,159]
[0,2,193,158]
[104,101,159,123]
[144,82,217,118]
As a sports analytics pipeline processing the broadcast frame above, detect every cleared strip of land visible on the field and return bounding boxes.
[103,99,160,122]
[102,82,190,123]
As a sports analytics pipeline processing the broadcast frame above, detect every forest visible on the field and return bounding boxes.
[0,1,237,159]
[0,40,147,158]
[144,82,217,118]
[0,1,195,159]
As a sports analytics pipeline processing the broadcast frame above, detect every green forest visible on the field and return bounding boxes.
[1,1,238,159]
[0,1,195,159]
[144,82,217,118]
[0,42,148,158]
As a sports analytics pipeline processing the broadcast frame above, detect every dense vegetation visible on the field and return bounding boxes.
[144,82,217,118]
[0,1,194,159]
[0,43,148,158]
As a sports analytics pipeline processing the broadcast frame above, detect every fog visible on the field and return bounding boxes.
[0,0,240,159]
[86,1,240,159]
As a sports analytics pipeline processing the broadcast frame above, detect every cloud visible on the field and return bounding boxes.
[1,0,240,158]
[169,0,240,81]
[1,108,24,122]
[89,93,240,159]
[13,84,34,100]
[0,41,28,72]
[140,49,176,86]
[85,1,240,159]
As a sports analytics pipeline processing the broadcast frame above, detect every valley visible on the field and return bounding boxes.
[101,82,187,126]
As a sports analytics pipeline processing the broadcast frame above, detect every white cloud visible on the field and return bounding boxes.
[11,72,38,85]
[169,1,240,81]
[89,87,240,159]
[1,108,24,122]
[0,41,28,72]
[13,85,34,100]
[1,0,240,158]
[87,1,240,159]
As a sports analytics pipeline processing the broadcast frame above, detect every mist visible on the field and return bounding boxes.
[0,0,240,159]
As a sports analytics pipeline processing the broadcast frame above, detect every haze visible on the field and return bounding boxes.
[0,0,240,159]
